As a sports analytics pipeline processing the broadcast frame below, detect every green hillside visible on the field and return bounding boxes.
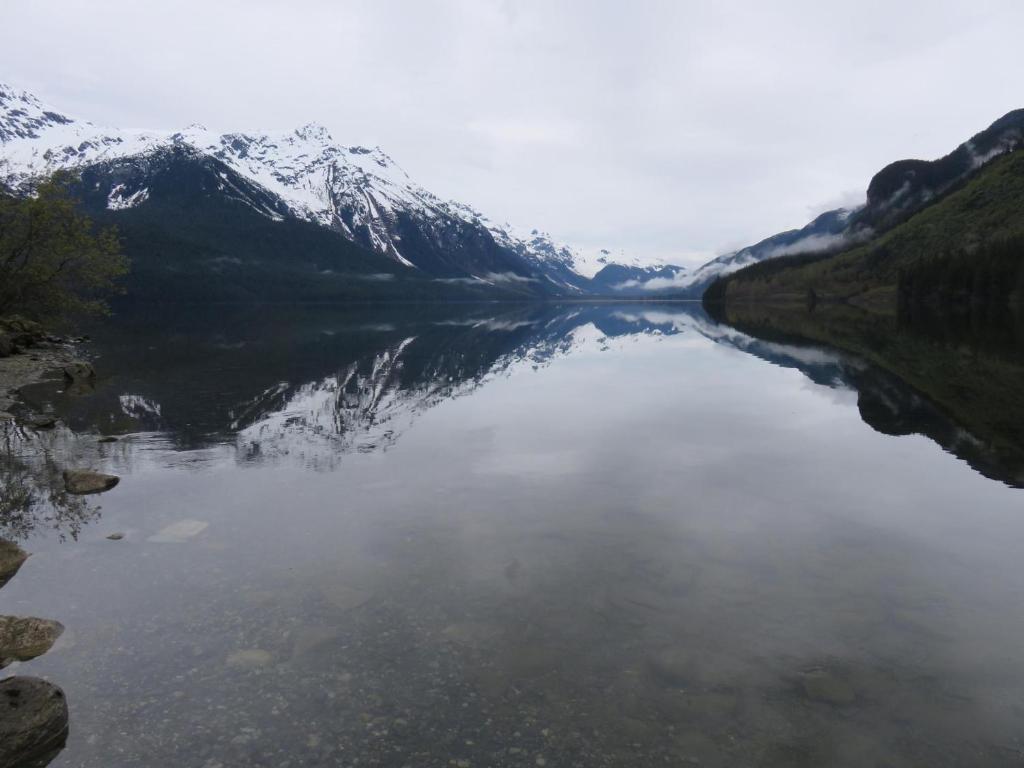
[708,150,1024,310]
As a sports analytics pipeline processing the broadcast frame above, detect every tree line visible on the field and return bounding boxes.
[897,234,1024,311]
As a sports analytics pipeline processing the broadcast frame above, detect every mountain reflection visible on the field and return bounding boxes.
[14,302,1024,486]
[707,301,1024,488]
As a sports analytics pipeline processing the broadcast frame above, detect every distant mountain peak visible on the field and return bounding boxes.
[0,84,76,142]
[294,122,332,142]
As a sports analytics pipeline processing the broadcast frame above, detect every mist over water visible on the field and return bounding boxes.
[3,302,1023,767]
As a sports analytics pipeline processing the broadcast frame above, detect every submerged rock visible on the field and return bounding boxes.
[0,616,65,669]
[97,435,118,443]
[321,584,373,614]
[63,470,119,495]
[647,647,697,688]
[0,676,69,768]
[147,519,209,543]
[61,361,94,382]
[0,540,29,589]
[799,667,856,706]
[62,361,96,395]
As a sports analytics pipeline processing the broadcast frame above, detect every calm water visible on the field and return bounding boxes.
[2,302,1023,767]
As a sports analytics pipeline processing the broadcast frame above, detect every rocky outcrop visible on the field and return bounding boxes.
[0,317,46,359]
[62,469,119,495]
[0,676,69,768]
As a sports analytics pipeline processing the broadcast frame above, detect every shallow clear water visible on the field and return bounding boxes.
[2,302,1023,767]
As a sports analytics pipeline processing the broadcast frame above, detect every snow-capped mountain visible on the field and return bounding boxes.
[0,83,666,293]
[446,200,665,282]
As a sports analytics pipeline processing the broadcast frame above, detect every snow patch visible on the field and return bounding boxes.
[106,183,150,210]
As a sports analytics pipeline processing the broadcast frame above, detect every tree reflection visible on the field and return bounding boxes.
[0,426,100,542]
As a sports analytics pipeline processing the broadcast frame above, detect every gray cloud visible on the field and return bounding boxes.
[2,0,1022,266]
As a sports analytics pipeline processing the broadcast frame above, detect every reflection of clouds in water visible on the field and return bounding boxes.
[613,309,692,331]
[433,318,540,331]
[801,379,860,406]
[9,304,1024,766]
[26,303,1018,491]
[759,340,843,368]
[206,309,862,472]
[227,319,660,470]
[473,448,584,478]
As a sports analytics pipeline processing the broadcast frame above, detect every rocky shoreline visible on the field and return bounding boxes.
[1,316,118,767]
[0,316,84,416]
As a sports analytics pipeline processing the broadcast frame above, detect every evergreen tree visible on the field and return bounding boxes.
[0,173,127,320]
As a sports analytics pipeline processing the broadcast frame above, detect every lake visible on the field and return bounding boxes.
[2,302,1023,767]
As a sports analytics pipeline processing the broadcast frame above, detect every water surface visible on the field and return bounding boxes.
[2,302,1023,767]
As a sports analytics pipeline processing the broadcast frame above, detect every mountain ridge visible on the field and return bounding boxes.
[618,107,1024,297]
[0,83,674,297]
[705,144,1024,309]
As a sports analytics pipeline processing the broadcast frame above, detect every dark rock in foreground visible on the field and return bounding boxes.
[0,616,65,669]
[0,541,29,590]
[0,676,69,768]
[62,469,119,495]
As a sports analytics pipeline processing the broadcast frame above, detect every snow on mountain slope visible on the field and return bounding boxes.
[0,84,649,286]
[446,199,668,287]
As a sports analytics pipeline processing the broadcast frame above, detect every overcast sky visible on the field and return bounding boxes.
[3,0,1022,266]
